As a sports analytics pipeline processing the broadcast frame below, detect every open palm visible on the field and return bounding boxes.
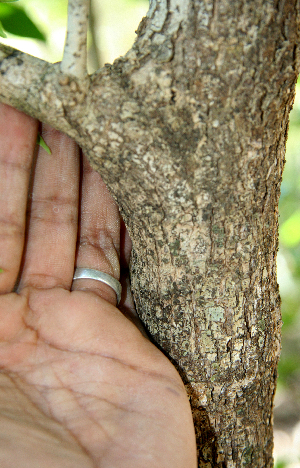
[0,104,197,467]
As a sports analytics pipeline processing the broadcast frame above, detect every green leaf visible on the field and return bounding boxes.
[0,19,6,37]
[37,134,51,155]
[0,1,19,3]
[0,268,3,273]
[0,4,46,41]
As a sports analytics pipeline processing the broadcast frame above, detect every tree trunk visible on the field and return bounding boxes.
[0,0,299,466]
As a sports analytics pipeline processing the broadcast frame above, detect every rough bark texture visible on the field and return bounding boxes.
[0,0,300,466]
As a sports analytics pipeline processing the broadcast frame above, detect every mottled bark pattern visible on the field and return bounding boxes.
[0,0,300,466]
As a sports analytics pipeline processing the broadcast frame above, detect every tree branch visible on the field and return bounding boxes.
[61,0,89,78]
[0,45,51,115]
[0,44,90,141]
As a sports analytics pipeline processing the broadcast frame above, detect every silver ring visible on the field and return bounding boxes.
[73,267,122,304]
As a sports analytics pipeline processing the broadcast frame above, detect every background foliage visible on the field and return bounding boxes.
[275,81,300,468]
[0,1,299,465]
[0,1,45,40]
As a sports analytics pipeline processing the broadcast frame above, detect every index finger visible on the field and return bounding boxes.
[0,104,38,293]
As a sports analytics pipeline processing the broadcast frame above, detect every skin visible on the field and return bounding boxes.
[0,103,197,468]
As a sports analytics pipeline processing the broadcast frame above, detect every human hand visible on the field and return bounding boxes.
[0,104,197,467]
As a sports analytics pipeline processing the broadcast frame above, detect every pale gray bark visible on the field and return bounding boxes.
[61,0,89,77]
[0,0,300,466]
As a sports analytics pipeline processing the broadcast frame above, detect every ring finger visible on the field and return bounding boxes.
[72,155,121,305]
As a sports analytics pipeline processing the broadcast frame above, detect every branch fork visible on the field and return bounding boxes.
[1,1,300,465]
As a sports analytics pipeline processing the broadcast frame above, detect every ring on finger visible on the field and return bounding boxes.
[73,267,122,304]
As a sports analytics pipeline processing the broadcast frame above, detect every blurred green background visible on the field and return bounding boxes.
[0,1,299,465]
[277,85,300,402]
[275,80,300,468]
[0,0,148,69]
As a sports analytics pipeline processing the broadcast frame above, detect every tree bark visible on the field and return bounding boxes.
[0,0,299,466]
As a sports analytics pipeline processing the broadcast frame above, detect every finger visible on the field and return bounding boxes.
[72,155,121,304]
[0,104,38,293]
[19,125,80,290]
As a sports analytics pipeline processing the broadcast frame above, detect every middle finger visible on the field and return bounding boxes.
[19,125,80,290]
